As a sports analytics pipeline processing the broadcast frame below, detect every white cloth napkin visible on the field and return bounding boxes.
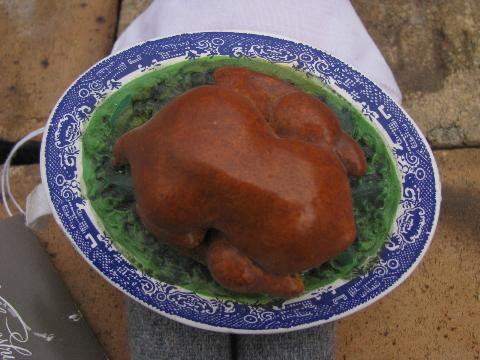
[23,0,402,227]
[113,0,402,103]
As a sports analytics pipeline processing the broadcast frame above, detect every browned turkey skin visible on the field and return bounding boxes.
[113,67,366,297]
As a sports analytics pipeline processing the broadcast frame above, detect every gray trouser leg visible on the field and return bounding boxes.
[127,298,335,360]
[127,299,232,360]
[235,323,335,360]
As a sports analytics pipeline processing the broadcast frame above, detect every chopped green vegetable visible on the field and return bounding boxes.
[82,57,401,304]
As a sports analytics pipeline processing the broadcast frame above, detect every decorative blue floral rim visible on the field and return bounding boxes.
[40,32,441,333]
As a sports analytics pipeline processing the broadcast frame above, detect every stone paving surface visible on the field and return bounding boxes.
[117,0,151,36]
[337,149,480,360]
[351,0,480,148]
[0,0,119,140]
[0,1,129,359]
[1,1,479,359]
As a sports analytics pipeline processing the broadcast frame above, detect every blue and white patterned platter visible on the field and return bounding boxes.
[40,32,441,334]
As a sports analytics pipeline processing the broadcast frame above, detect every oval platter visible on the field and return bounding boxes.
[41,32,441,333]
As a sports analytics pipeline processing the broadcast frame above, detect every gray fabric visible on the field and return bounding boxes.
[0,215,106,359]
[127,299,232,360]
[236,324,335,360]
[127,298,335,360]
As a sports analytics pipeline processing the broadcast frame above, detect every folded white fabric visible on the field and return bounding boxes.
[113,0,402,103]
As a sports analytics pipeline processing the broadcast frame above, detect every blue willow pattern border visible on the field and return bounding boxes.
[42,32,439,332]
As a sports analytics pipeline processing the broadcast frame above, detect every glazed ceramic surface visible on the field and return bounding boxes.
[41,32,441,333]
